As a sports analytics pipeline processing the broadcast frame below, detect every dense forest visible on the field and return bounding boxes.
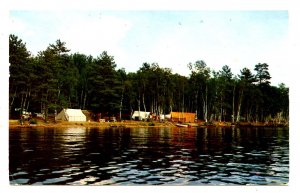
[9,34,289,124]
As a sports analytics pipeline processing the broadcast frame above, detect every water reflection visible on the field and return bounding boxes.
[9,126,289,185]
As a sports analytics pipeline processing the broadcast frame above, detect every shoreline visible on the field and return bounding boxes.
[9,120,288,129]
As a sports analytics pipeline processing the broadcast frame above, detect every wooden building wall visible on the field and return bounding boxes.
[171,112,196,123]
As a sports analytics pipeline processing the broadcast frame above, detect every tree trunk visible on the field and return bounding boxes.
[195,90,198,119]
[155,97,158,119]
[202,92,205,122]
[130,104,133,119]
[20,94,24,113]
[9,87,18,115]
[80,86,84,109]
[57,88,61,99]
[44,104,48,122]
[205,84,208,123]
[44,90,49,122]
[246,108,251,122]
[182,84,185,113]
[119,87,124,121]
[150,99,153,113]
[142,93,146,112]
[232,84,235,123]
[137,92,141,120]
[169,94,173,113]
[255,105,258,123]
[20,90,26,115]
[202,84,208,123]
[83,91,87,110]
[236,89,243,123]
[220,95,223,122]
[25,89,31,112]
[69,95,71,108]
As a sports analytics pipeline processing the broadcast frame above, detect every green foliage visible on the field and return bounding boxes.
[254,63,271,85]
[86,51,121,113]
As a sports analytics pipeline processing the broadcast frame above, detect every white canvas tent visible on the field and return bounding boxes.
[56,109,86,122]
[160,114,171,120]
[164,114,171,119]
[131,111,150,121]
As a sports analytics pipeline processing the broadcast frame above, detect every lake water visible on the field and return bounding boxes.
[9,126,289,185]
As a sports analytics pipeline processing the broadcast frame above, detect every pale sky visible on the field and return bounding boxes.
[10,11,289,85]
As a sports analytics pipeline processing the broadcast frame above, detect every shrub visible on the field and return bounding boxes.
[148,122,155,126]
[18,119,24,125]
[29,119,37,125]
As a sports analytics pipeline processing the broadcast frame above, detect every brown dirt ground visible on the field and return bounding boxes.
[9,119,286,129]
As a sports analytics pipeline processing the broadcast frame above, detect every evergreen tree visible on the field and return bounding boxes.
[254,63,271,85]
[9,34,31,117]
[236,68,256,123]
[87,51,121,115]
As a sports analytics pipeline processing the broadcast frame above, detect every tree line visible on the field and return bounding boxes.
[9,34,289,124]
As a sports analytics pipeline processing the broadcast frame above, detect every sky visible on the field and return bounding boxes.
[9,10,289,86]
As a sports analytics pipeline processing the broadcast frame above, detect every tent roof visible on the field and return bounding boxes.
[64,109,86,117]
[56,108,86,122]
[132,111,150,114]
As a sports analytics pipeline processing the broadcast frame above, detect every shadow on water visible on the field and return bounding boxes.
[9,126,289,185]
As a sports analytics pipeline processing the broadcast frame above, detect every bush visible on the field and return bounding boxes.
[148,122,155,126]
[29,119,37,125]
[18,119,24,125]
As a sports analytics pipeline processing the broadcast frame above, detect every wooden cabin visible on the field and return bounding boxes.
[171,112,196,123]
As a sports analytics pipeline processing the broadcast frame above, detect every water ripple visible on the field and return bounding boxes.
[9,126,289,185]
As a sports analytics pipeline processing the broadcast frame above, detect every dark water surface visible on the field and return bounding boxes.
[9,126,289,185]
